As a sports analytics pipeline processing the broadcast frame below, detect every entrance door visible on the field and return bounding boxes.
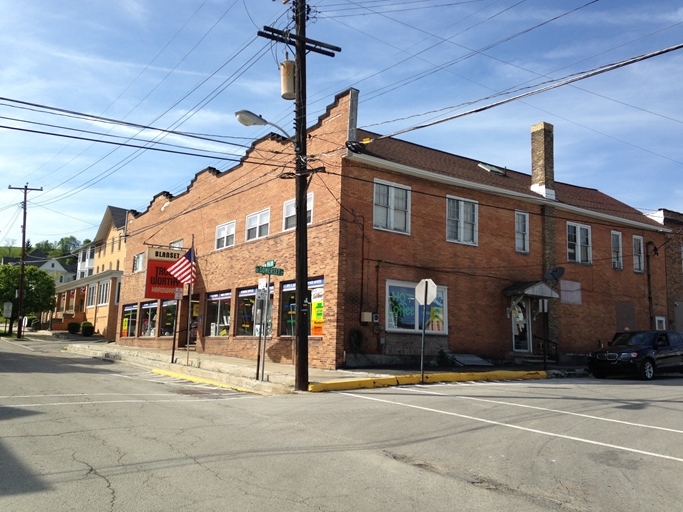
[511,298,531,352]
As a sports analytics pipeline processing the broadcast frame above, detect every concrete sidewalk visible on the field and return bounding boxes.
[25,331,588,395]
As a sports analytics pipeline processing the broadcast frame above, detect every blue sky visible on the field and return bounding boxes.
[1,0,682,247]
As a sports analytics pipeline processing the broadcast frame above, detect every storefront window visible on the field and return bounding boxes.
[139,301,158,337]
[205,291,231,336]
[159,300,176,336]
[386,280,447,333]
[236,287,273,336]
[279,278,324,336]
[121,304,138,337]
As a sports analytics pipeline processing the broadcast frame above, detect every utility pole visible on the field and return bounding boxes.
[257,1,340,391]
[8,183,43,338]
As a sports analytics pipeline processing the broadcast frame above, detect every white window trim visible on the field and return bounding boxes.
[566,222,592,264]
[283,193,313,231]
[515,211,529,253]
[633,235,645,273]
[246,208,270,242]
[169,239,183,250]
[385,279,448,334]
[373,179,411,234]
[215,220,236,250]
[611,231,623,270]
[446,195,479,246]
[97,281,110,305]
[86,284,97,308]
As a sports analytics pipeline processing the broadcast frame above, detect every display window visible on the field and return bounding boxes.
[160,300,177,336]
[140,301,158,337]
[236,287,273,336]
[386,279,447,334]
[121,304,138,337]
[279,278,324,336]
[205,291,231,336]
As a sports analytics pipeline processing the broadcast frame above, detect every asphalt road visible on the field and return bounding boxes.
[2,338,682,511]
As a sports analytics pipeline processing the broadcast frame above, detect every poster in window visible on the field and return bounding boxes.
[311,287,324,336]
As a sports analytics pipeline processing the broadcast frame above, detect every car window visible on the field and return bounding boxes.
[669,332,683,348]
[611,332,656,347]
[656,333,670,346]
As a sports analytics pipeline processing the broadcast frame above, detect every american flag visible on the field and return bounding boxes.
[168,247,196,284]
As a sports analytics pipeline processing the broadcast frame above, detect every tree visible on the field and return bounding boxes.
[34,240,56,254]
[25,239,32,252]
[0,264,56,336]
[57,236,81,254]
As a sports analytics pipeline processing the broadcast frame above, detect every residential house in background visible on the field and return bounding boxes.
[2,249,76,285]
[115,89,668,369]
[648,209,683,331]
[52,206,127,337]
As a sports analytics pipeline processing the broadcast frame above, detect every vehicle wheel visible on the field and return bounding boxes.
[592,370,606,379]
[639,359,655,380]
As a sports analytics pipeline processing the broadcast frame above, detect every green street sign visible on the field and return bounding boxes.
[256,265,284,276]
[264,259,276,268]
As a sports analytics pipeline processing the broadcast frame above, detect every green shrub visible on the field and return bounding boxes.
[67,322,80,334]
[81,321,94,337]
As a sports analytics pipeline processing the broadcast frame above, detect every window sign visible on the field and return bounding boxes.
[386,280,448,333]
[205,291,231,337]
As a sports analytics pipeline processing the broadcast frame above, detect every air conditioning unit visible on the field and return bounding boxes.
[360,312,372,323]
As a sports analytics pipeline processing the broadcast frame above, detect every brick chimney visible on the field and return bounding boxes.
[530,122,556,200]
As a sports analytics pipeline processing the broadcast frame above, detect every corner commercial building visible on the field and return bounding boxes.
[116,89,668,369]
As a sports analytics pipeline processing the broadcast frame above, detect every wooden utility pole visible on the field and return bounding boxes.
[257,1,340,391]
[8,183,43,338]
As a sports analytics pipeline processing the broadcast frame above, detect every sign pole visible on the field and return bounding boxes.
[420,286,428,384]
[260,273,271,381]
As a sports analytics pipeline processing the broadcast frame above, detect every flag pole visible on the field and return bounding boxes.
[186,235,195,366]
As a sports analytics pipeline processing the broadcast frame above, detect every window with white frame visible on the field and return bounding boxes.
[169,239,183,250]
[515,211,529,253]
[132,252,145,273]
[611,231,623,269]
[447,196,478,245]
[283,193,313,231]
[633,236,644,273]
[246,209,270,241]
[385,279,448,333]
[97,281,110,305]
[86,284,96,307]
[215,221,235,249]
[567,222,591,263]
[373,180,410,233]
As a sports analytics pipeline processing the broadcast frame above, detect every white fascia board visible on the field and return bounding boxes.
[55,270,123,294]
[346,152,670,234]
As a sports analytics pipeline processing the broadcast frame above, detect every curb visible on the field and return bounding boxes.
[308,370,547,392]
[151,369,269,395]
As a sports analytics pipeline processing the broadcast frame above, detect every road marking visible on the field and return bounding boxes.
[457,395,683,434]
[340,392,683,463]
[1,339,36,351]
[1,396,253,408]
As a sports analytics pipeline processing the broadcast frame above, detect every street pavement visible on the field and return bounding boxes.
[18,330,588,395]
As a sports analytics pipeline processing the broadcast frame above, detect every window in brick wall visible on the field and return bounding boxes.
[215,221,235,249]
[567,222,591,264]
[373,179,410,234]
[611,231,623,269]
[386,279,447,334]
[633,236,644,273]
[515,211,529,253]
[447,196,478,245]
[132,252,145,273]
[283,193,313,231]
[246,209,270,241]
[169,239,183,250]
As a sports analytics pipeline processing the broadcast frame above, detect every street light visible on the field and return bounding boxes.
[235,110,292,139]
[236,108,309,391]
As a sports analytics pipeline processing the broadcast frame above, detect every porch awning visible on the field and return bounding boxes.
[503,281,559,299]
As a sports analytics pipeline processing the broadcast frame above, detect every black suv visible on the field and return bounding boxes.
[587,331,683,380]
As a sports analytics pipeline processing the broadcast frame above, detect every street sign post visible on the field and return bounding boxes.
[415,278,437,383]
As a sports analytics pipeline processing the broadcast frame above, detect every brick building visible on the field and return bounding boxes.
[648,209,683,330]
[117,89,669,368]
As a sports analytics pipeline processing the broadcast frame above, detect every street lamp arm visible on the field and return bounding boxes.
[235,110,292,139]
